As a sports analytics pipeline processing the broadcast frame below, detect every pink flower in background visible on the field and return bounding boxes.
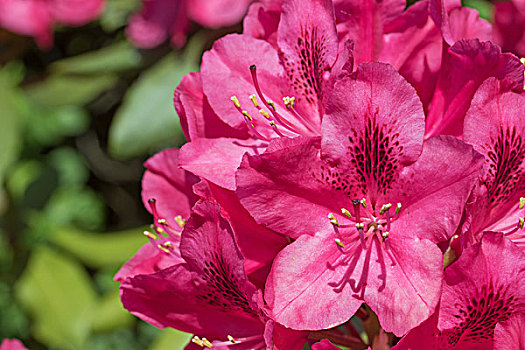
[0,0,105,48]
[0,339,27,350]
[119,201,306,350]
[127,0,254,49]
[493,0,525,57]
[236,63,484,335]
[393,232,525,349]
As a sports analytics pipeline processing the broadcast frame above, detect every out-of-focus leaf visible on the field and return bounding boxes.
[16,247,97,349]
[463,0,493,20]
[108,35,204,159]
[100,0,141,32]
[51,226,146,268]
[6,160,42,201]
[91,289,134,332]
[51,42,142,74]
[47,147,89,187]
[23,105,89,147]
[0,68,22,185]
[25,74,117,108]
[44,187,106,230]
[149,329,192,350]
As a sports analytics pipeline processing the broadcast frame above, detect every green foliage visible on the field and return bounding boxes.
[149,329,193,350]
[108,36,204,159]
[16,247,98,349]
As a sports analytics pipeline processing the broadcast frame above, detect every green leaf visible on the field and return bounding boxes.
[0,68,22,185]
[91,289,134,332]
[100,0,141,32]
[463,0,493,20]
[25,74,118,108]
[108,35,204,159]
[51,226,147,268]
[47,147,89,187]
[51,42,142,75]
[16,247,97,349]
[149,329,192,350]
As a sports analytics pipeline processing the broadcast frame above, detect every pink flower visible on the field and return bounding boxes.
[0,339,27,350]
[126,0,253,49]
[493,0,525,57]
[493,314,525,350]
[119,201,305,349]
[393,232,525,349]
[459,77,525,251]
[0,0,105,49]
[236,63,484,335]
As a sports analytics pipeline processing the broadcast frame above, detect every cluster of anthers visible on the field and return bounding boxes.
[143,198,187,257]
[230,65,318,140]
[328,199,403,252]
[191,334,265,349]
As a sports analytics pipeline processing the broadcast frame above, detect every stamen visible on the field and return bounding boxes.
[249,94,259,108]
[395,202,402,214]
[157,218,168,226]
[192,336,203,347]
[355,222,366,247]
[334,238,345,248]
[228,335,237,344]
[174,215,186,228]
[230,96,241,108]
[328,213,339,226]
[355,223,364,230]
[341,208,352,218]
[360,198,367,208]
[269,121,286,137]
[352,199,361,222]
[520,197,525,209]
[201,338,213,348]
[259,109,271,119]
[143,231,157,240]
[158,244,170,254]
[379,203,392,215]
[242,110,253,121]
[381,231,389,241]
[519,217,524,229]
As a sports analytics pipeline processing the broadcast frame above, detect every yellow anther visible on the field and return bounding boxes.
[290,96,295,108]
[379,203,392,215]
[158,244,170,254]
[174,215,187,228]
[267,100,276,111]
[163,241,174,249]
[341,208,352,218]
[201,338,213,348]
[355,223,364,230]
[382,231,389,241]
[269,120,276,127]
[192,336,203,347]
[521,57,525,65]
[328,213,339,226]
[249,94,259,108]
[157,218,168,226]
[519,217,524,229]
[334,238,345,248]
[395,202,402,214]
[259,109,271,119]
[520,197,525,209]
[143,231,157,240]
[227,335,237,344]
[360,198,367,208]
[242,110,253,121]
[230,96,241,108]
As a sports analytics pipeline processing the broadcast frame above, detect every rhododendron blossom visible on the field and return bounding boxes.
[236,63,484,335]
[394,232,525,349]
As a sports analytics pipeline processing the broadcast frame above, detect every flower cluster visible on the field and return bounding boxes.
[117,0,525,348]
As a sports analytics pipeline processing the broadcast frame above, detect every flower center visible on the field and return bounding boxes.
[230,65,320,141]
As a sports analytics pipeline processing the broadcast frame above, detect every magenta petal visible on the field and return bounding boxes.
[201,34,285,130]
[142,148,199,227]
[0,339,27,350]
[334,0,405,64]
[50,0,104,26]
[312,339,341,350]
[179,137,267,190]
[237,136,345,239]
[425,39,524,138]
[174,72,250,141]
[446,6,492,44]
[114,242,176,282]
[243,0,281,46]
[322,62,425,202]
[494,314,525,350]
[186,0,252,28]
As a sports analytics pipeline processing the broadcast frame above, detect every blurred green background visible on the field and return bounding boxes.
[0,0,492,349]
